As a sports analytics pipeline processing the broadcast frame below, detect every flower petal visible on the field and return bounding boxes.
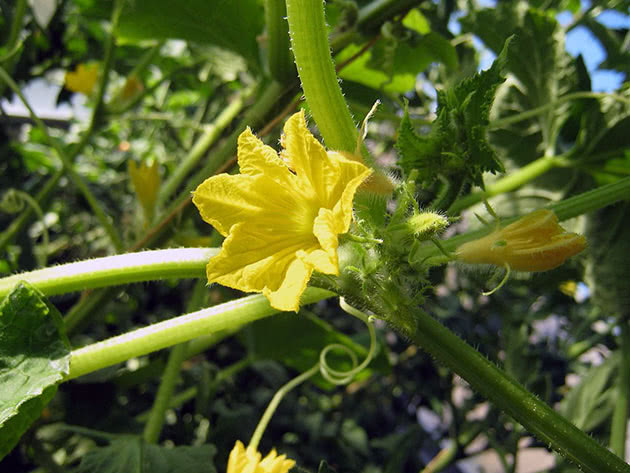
[237,127,291,179]
[281,110,345,206]
[264,256,313,312]
[205,223,317,308]
[193,173,306,237]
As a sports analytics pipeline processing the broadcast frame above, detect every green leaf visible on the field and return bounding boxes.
[76,436,217,473]
[0,282,70,461]
[461,6,577,165]
[113,0,263,67]
[558,354,618,431]
[396,38,510,185]
[336,31,457,94]
[241,310,389,389]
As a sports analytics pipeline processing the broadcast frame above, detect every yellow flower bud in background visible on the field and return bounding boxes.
[65,63,99,96]
[227,441,295,473]
[128,159,160,224]
[456,209,587,272]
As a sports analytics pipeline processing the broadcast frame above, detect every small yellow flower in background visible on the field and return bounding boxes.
[456,209,587,272]
[192,110,372,312]
[65,63,99,95]
[128,159,160,223]
[120,76,144,101]
[227,441,295,473]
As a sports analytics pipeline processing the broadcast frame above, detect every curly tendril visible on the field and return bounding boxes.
[247,298,377,451]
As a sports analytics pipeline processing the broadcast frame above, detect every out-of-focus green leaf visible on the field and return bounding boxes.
[241,310,389,389]
[461,6,577,166]
[337,31,457,94]
[0,282,70,461]
[112,0,263,67]
[558,353,618,431]
[586,201,630,318]
[396,38,509,185]
[402,9,431,35]
[76,436,217,473]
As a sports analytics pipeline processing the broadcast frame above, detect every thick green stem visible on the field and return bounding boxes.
[66,288,333,380]
[142,343,188,444]
[401,307,630,473]
[265,0,296,84]
[0,248,216,299]
[611,321,630,458]
[447,155,559,215]
[286,0,358,152]
[157,86,254,208]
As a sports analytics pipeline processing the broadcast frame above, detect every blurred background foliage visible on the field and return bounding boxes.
[1,0,629,471]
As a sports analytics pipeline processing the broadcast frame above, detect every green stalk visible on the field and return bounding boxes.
[0,248,215,299]
[143,343,188,444]
[66,288,333,380]
[610,321,630,458]
[265,0,296,84]
[157,86,255,207]
[447,155,559,215]
[489,92,630,129]
[401,307,630,473]
[286,0,358,152]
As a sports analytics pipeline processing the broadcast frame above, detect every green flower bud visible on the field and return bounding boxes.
[407,212,449,240]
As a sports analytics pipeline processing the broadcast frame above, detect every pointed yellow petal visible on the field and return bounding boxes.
[237,127,290,178]
[264,256,313,312]
[328,153,373,232]
[309,208,341,274]
[281,110,344,206]
[193,173,306,237]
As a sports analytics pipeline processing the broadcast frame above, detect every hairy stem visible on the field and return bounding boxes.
[399,306,630,473]
[448,155,560,215]
[286,0,358,152]
[66,288,333,380]
[0,248,216,299]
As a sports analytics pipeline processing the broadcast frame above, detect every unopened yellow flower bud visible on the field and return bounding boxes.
[128,159,160,222]
[456,209,587,272]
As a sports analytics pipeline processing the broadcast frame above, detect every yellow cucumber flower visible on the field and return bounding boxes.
[456,209,587,271]
[192,110,372,311]
[65,63,99,96]
[227,441,295,473]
